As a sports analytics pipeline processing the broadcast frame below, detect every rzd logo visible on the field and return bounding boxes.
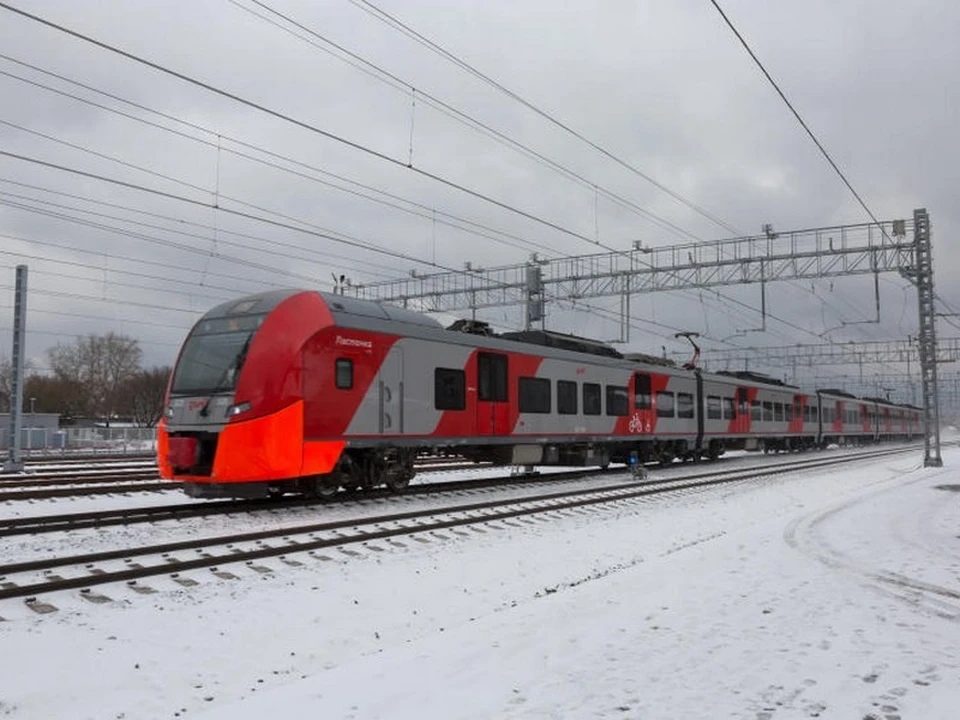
[628,413,651,434]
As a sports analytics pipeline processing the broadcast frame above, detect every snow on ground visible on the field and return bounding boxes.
[0,445,957,719]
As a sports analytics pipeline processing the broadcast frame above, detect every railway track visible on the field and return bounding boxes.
[0,461,490,501]
[0,444,921,606]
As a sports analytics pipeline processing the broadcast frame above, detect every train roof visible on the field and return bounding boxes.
[322,293,444,329]
[817,388,858,399]
[498,329,622,359]
[714,370,797,389]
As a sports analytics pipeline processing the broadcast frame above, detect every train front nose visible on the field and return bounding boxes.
[162,395,234,475]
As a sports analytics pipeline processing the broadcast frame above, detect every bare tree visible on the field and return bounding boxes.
[122,366,171,427]
[48,333,143,423]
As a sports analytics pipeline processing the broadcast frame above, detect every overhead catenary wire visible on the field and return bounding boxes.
[0,1,623,255]
[0,57,560,258]
[346,0,742,237]
[231,0,703,242]
[0,49,827,338]
[707,0,890,241]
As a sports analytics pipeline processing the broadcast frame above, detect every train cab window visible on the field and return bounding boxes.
[763,402,773,422]
[634,373,652,410]
[707,396,722,420]
[477,352,508,402]
[774,403,784,422]
[677,393,694,419]
[335,358,353,390]
[434,368,466,411]
[557,380,578,415]
[518,377,551,414]
[722,397,735,420]
[656,391,675,418]
[751,400,761,421]
[583,383,602,416]
[606,385,629,416]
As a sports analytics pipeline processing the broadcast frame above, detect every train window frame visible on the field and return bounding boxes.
[706,395,722,420]
[656,391,675,418]
[722,397,735,420]
[606,385,629,417]
[583,383,602,416]
[677,392,694,419]
[557,380,578,415]
[763,401,773,422]
[634,373,652,410]
[335,358,354,390]
[477,352,508,402]
[434,368,466,411]
[774,403,784,422]
[518,376,551,414]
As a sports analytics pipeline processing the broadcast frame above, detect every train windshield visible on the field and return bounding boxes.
[170,314,267,395]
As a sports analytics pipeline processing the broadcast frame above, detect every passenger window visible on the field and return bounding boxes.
[763,402,773,422]
[677,393,694,419]
[606,385,629,416]
[751,400,761,421]
[722,397,735,420]
[335,358,353,390]
[557,380,578,415]
[656,391,675,418]
[518,377,551,413]
[434,368,466,411]
[707,396,722,420]
[774,403,784,422]
[583,383,601,416]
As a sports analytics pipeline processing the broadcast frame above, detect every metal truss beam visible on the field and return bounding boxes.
[352,218,914,315]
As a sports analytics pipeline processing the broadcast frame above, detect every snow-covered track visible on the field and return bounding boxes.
[0,469,168,500]
[0,444,922,605]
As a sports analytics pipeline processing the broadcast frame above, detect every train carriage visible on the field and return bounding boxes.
[159,289,921,499]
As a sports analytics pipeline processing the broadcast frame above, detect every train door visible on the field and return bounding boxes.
[477,351,509,435]
[378,347,404,435]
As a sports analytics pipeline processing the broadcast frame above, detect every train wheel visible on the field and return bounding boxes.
[302,474,339,500]
[385,474,411,492]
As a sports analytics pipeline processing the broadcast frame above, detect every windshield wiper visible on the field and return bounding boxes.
[212,334,253,393]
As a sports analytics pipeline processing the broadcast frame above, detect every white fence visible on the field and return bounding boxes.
[0,426,158,456]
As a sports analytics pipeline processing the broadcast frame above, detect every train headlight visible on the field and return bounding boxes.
[164,406,174,419]
[227,401,252,417]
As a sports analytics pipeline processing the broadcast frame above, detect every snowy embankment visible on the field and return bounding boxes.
[1,446,957,719]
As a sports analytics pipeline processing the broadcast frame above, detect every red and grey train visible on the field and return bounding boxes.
[158,289,922,499]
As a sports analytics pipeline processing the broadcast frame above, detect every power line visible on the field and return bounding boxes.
[0,48,805,337]
[0,178,403,282]
[347,0,741,236]
[232,0,703,242]
[707,0,889,239]
[0,56,560,258]
[0,2,616,253]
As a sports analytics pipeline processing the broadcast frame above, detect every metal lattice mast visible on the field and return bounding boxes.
[909,209,942,466]
[4,265,27,473]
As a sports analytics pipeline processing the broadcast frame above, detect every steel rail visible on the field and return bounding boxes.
[0,444,921,602]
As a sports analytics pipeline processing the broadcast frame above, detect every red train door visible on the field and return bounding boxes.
[477,351,509,435]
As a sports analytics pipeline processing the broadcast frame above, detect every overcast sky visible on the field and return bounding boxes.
[1,0,958,402]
